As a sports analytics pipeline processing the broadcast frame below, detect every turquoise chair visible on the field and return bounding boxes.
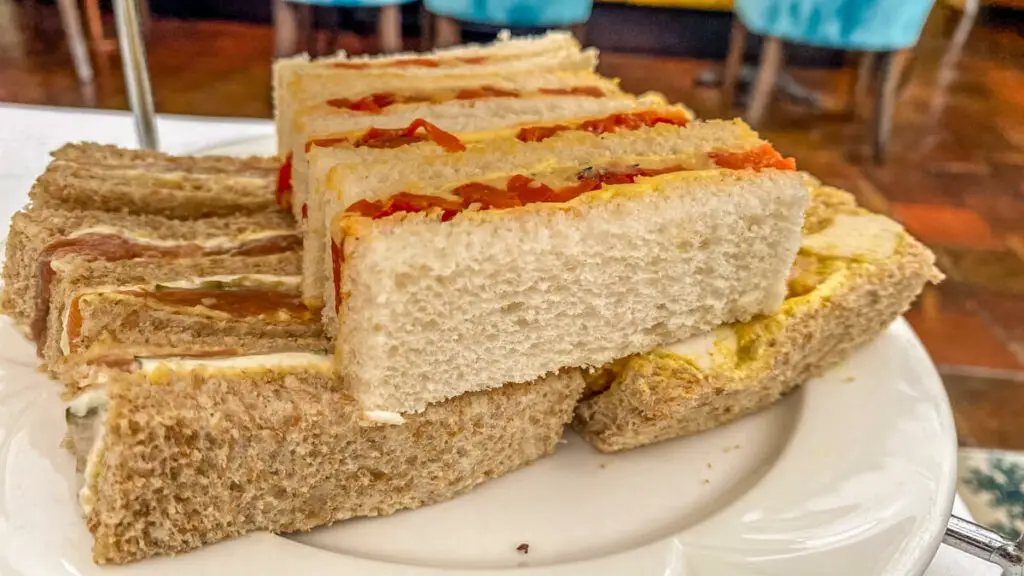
[273,0,417,57]
[423,0,592,46]
[722,0,936,162]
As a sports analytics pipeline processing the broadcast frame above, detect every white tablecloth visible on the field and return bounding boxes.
[0,103,999,576]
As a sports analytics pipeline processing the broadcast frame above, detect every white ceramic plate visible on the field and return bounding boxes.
[0,136,958,576]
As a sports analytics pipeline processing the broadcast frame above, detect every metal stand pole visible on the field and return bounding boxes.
[113,0,158,150]
[944,515,1023,576]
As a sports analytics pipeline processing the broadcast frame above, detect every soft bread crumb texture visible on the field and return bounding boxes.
[87,368,584,564]
[316,118,767,320]
[572,186,942,452]
[338,169,808,413]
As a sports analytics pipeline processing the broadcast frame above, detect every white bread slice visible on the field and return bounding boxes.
[285,71,628,222]
[573,184,943,452]
[296,101,688,305]
[273,31,593,156]
[70,354,583,564]
[332,168,809,414]
[313,117,766,315]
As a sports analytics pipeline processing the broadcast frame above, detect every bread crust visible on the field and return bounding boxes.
[573,187,942,452]
[86,368,584,564]
[31,143,282,219]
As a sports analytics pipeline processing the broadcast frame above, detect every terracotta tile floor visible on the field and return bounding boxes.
[2,3,1024,448]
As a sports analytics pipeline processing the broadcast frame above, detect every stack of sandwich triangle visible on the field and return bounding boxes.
[0,30,942,565]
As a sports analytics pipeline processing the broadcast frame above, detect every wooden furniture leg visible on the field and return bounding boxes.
[56,0,94,83]
[83,0,115,51]
[851,51,877,119]
[434,15,461,48]
[378,4,403,53]
[721,17,747,113]
[272,0,299,58]
[419,2,433,51]
[745,36,783,129]
[874,48,912,164]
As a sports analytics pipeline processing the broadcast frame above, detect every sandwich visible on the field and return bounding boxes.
[273,29,596,156]
[299,100,693,305]
[329,156,808,414]
[282,71,634,223]
[1,206,298,341]
[573,183,943,452]
[312,114,783,315]
[65,353,584,564]
[41,252,323,380]
[28,143,281,219]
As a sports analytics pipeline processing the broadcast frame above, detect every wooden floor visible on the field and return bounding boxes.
[2,1,1024,448]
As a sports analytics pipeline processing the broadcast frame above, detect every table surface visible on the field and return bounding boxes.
[0,103,1001,576]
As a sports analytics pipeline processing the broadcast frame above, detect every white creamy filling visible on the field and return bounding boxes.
[801,214,903,261]
[52,162,269,185]
[67,387,109,416]
[363,410,406,425]
[67,226,295,250]
[68,387,109,516]
[137,351,333,372]
[59,274,302,356]
[660,327,738,372]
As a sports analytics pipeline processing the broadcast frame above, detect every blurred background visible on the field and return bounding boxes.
[1,0,1022,540]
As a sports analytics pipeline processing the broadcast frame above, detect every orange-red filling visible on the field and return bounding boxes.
[344,165,687,222]
[32,232,300,353]
[516,111,690,143]
[538,86,605,97]
[276,154,293,210]
[65,287,313,355]
[323,86,606,114]
[709,143,797,171]
[330,56,489,70]
[308,119,466,153]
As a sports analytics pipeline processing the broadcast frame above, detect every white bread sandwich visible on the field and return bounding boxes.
[65,353,584,564]
[1,206,298,343]
[28,143,281,219]
[299,100,693,306]
[273,30,595,156]
[329,155,808,414]
[40,253,315,376]
[281,71,632,223]
[573,183,942,452]
[312,114,786,314]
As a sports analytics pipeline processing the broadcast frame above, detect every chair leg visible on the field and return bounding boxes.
[272,0,298,58]
[434,15,461,48]
[851,51,876,119]
[419,3,433,51]
[745,36,783,129]
[83,0,115,51]
[378,5,402,53]
[721,17,746,113]
[570,23,588,45]
[874,48,912,164]
[56,0,94,83]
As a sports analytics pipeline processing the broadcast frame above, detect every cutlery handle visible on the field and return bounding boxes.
[944,514,1023,576]
[113,0,158,150]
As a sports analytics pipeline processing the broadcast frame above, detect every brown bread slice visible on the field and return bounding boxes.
[70,359,583,564]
